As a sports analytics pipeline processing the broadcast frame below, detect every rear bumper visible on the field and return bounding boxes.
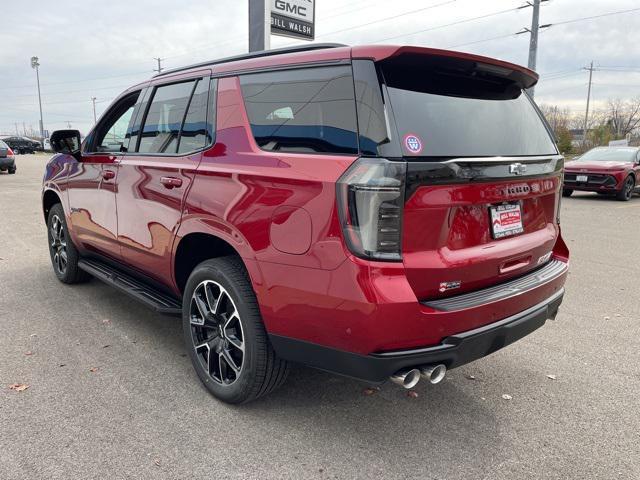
[0,158,15,169]
[270,288,564,383]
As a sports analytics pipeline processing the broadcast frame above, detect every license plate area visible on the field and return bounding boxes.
[490,202,524,239]
[576,175,588,182]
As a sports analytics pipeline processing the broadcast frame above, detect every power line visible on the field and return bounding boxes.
[553,7,640,26]
[311,0,457,40]
[435,6,640,52]
[0,70,150,91]
[372,5,521,44]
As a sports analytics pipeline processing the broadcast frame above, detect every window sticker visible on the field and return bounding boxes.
[403,133,423,154]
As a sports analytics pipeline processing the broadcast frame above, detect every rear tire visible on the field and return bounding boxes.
[562,189,573,197]
[47,204,90,284]
[182,256,289,404]
[8,168,16,174]
[616,175,635,201]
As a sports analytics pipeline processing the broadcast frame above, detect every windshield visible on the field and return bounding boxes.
[381,66,557,158]
[578,147,637,163]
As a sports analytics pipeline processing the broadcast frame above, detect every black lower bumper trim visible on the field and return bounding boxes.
[269,289,564,384]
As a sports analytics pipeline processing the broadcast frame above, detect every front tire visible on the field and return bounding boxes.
[616,175,635,201]
[182,256,289,404]
[47,204,90,284]
[562,189,573,197]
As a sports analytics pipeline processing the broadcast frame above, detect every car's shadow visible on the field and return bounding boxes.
[59,272,506,459]
[566,191,639,202]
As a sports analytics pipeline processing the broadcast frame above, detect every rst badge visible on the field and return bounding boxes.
[439,281,461,293]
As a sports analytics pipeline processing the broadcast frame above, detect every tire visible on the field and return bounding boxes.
[47,204,91,284]
[8,168,16,174]
[182,256,289,404]
[616,175,635,201]
[562,189,573,197]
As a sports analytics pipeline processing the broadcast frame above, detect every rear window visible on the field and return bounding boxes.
[240,66,358,155]
[381,61,557,158]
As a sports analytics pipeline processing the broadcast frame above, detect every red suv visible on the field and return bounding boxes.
[43,44,568,404]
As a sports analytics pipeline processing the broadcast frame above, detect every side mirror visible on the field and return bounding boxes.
[50,130,81,156]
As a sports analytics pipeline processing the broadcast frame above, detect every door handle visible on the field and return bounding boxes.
[101,169,116,180]
[160,176,183,189]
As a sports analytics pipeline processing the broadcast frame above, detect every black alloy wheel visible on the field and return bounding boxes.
[616,176,635,201]
[189,279,245,386]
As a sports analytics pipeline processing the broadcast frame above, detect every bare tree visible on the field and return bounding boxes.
[606,97,640,139]
[539,104,572,132]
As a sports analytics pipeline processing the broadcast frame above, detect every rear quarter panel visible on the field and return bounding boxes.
[176,75,357,294]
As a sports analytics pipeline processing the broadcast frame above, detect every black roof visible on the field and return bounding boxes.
[154,43,346,78]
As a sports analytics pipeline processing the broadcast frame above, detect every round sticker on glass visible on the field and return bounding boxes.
[403,134,423,154]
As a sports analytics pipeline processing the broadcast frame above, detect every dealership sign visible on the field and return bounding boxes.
[271,0,315,40]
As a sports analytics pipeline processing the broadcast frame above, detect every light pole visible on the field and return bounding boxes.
[30,56,44,139]
[91,97,97,124]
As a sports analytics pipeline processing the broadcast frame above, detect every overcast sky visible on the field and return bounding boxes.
[1,0,639,136]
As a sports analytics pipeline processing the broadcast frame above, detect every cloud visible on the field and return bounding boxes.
[1,0,638,135]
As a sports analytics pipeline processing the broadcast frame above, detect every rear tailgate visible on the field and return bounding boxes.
[372,49,563,301]
[403,157,562,300]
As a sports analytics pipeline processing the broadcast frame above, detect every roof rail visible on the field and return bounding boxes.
[154,43,347,78]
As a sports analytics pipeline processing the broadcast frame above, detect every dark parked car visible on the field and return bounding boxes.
[563,146,640,201]
[0,140,16,174]
[0,136,39,154]
[43,44,569,404]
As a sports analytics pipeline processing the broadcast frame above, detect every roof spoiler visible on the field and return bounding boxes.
[353,45,538,91]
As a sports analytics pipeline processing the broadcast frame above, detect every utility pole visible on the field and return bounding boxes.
[527,0,540,73]
[582,61,595,148]
[517,0,551,99]
[153,57,163,73]
[30,56,45,139]
[249,0,270,52]
[14,123,19,135]
[91,97,97,124]
[66,121,72,129]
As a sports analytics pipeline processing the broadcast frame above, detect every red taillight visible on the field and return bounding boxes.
[7,148,14,157]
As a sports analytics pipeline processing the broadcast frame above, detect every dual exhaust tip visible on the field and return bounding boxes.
[390,364,447,389]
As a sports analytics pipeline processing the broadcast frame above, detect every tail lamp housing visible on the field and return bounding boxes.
[336,158,406,261]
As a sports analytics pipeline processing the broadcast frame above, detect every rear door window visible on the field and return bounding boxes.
[239,66,358,155]
[138,81,196,154]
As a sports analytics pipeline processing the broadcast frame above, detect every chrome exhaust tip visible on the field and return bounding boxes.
[390,368,421,389]
[419,364,447,384]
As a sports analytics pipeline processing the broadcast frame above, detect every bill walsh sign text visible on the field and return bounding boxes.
[271,0,315,40]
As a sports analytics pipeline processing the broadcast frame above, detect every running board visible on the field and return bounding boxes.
[78,258,182,316]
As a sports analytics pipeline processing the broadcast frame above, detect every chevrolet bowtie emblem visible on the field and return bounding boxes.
[509,163,527,175]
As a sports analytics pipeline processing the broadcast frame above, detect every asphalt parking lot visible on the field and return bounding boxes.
[1,154,639,480]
